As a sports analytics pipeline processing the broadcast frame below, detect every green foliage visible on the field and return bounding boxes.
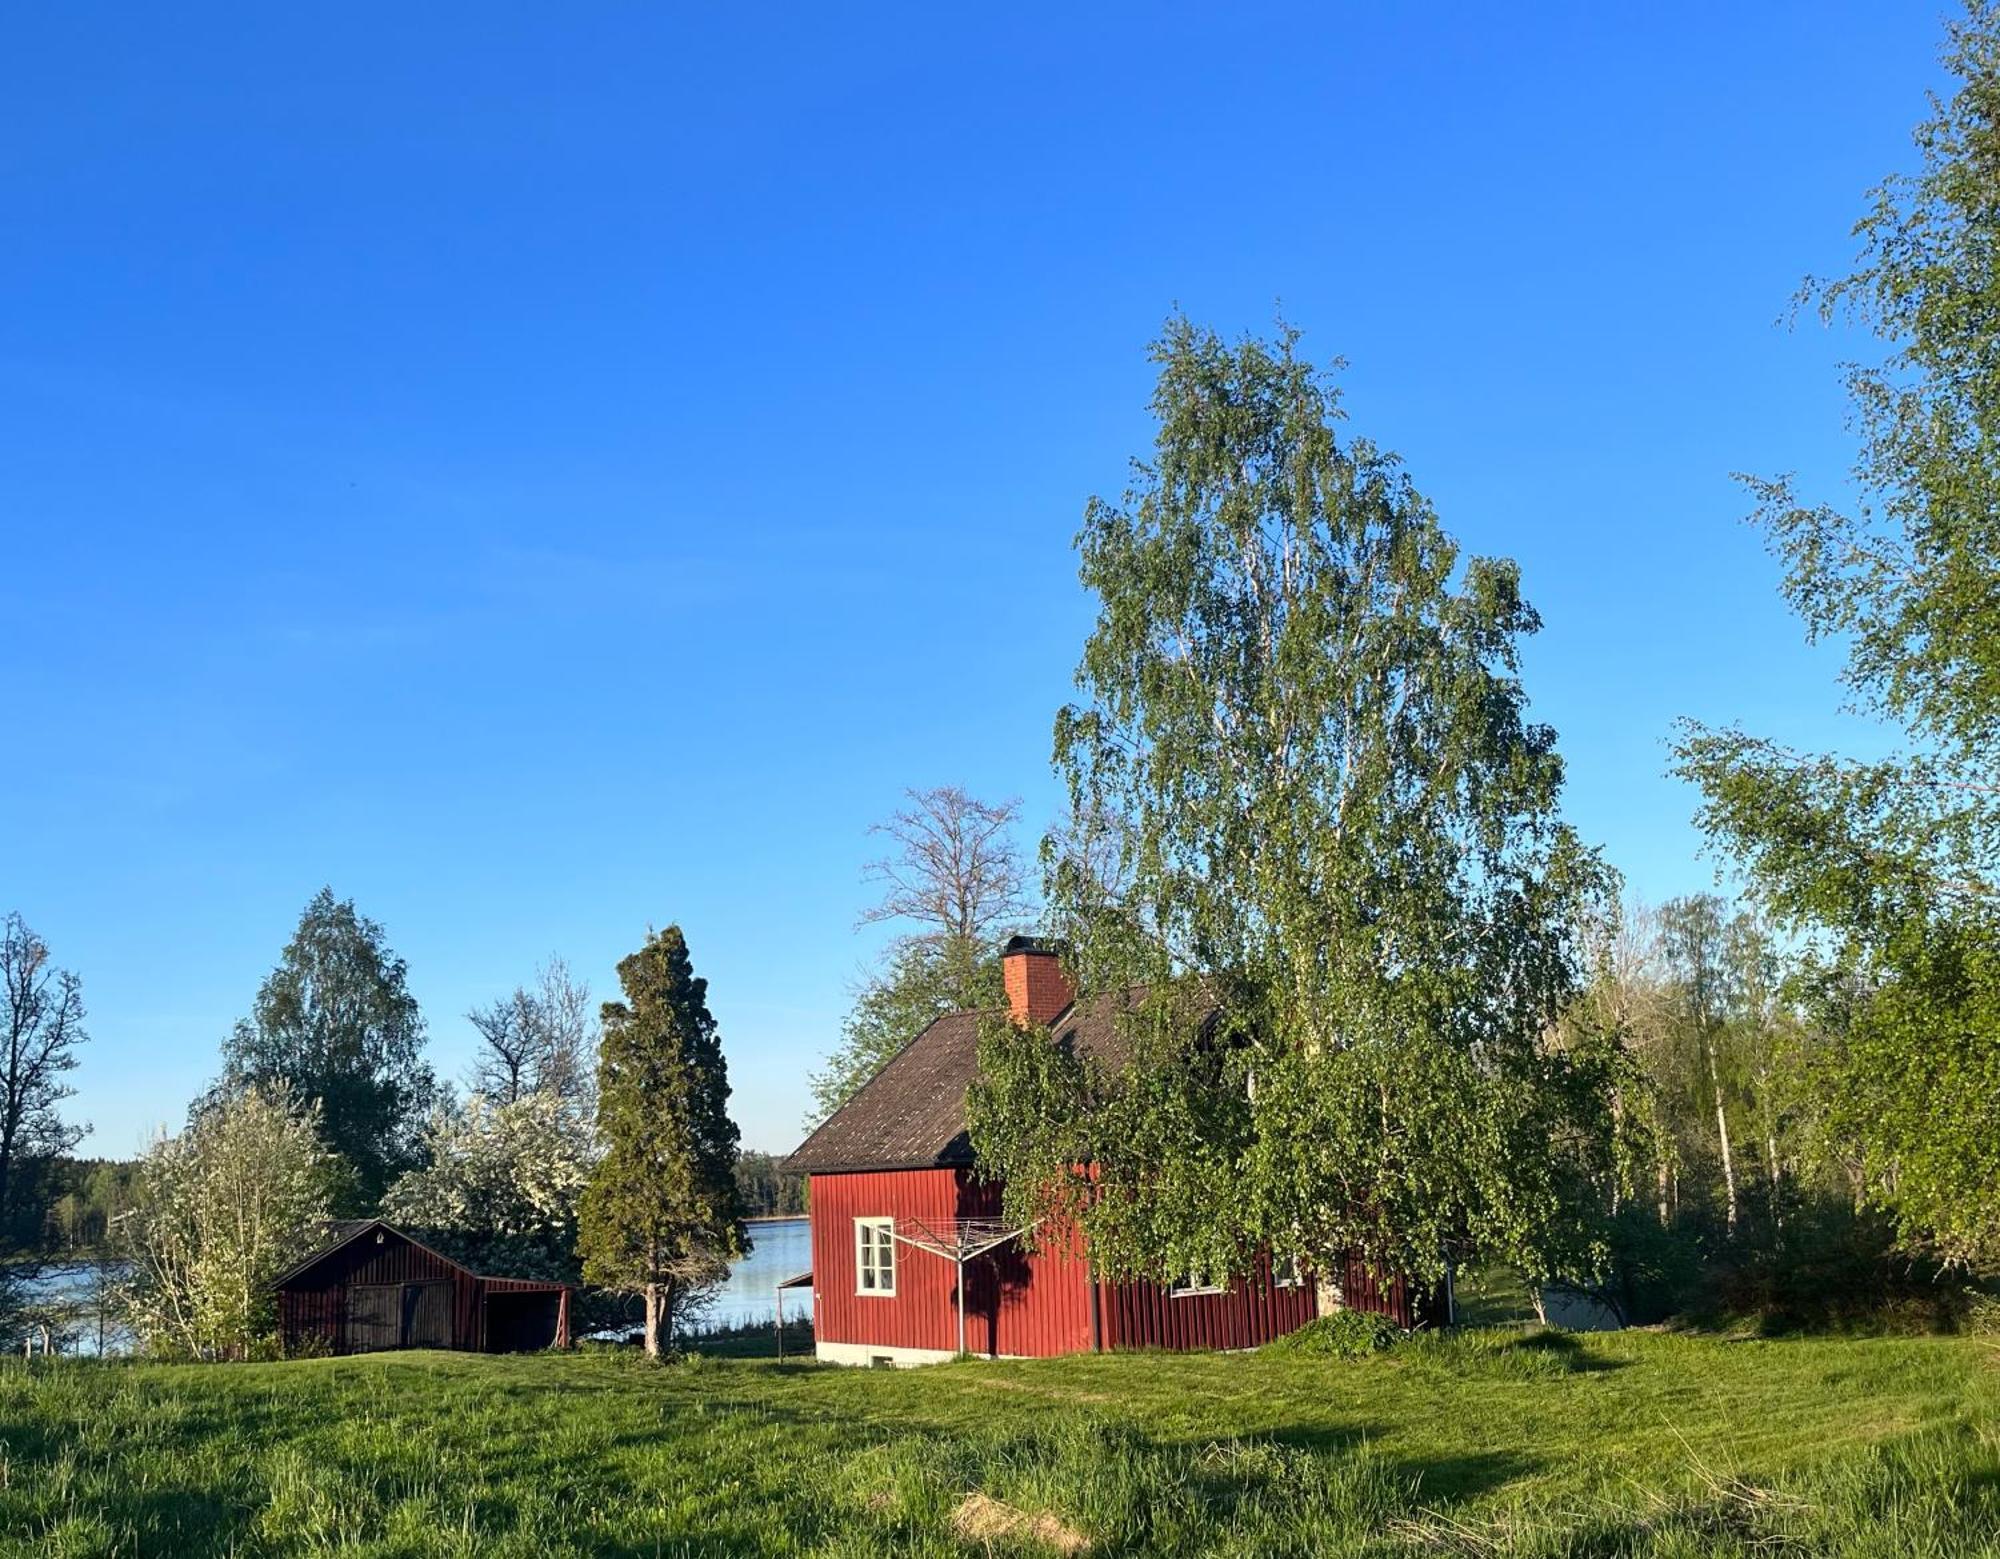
[1,1334,1999,1552]
[1266,1309,1401,1359]
[1675,7,2000,1268]
[809,936,1002,1126]
[577,925,745,1353]
[220,889,439,1211]
[0,912,89,1250]
[972,318,1625,1292]
[37,1159,142,1257]
[733,1149,808,1217]
[125,1085,338,1360]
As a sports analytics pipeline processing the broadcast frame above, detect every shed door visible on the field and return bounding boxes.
[404,1281,453,1348]
[348,1284,400,1353]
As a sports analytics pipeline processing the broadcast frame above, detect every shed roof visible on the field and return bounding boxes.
[270,1217,568,1291]
[782,986,1201,1175]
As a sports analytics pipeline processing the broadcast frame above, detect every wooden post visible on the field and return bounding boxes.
[775,1286,785,1362]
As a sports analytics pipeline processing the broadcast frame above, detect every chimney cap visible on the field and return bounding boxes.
[1001,935,1063,958]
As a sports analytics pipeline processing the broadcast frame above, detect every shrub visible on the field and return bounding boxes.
[1266,1309,1401,1359]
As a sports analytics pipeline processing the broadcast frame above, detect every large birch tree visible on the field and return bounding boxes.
[971,319,1630,1295]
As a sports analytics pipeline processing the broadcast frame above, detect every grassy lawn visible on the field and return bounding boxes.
[1,1329,1997,1555]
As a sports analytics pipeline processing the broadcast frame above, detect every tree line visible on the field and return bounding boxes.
[14,2,2000,1354]
[0,895,747,1360]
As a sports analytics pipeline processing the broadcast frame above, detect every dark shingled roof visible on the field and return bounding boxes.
[782,987,1203,1175]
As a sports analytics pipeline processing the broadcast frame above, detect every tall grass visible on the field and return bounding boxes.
[0,1328,1994,1554]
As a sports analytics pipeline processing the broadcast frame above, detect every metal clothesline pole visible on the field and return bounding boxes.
[889,1216,1042,1360]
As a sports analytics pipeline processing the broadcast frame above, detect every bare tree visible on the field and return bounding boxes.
[466,958,597,1116]
[807,789,1032,1125]
[859,786,1031,946]
[0,914,89,1241]
[467,994,538,1105]
[529,957,597,1118]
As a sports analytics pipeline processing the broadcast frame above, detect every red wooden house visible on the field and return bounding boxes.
[782,938,1427,1367]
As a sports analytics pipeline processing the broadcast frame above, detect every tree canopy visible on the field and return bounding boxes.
[220,889,439,1211]
[126,1085,337,1361]
[0,913,89,1249]
[578,925,744,1354]
[1675,3,2000,1267]
[382,1092,594,1283]
[971,318,1628,1292]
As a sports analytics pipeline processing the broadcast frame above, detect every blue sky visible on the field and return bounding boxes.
[1,3,1945,1156]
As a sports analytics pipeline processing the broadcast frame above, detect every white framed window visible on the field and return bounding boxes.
[1273,1254,1303,1289]
[855,1217,896,1296]
[1169,1272,1224,1298]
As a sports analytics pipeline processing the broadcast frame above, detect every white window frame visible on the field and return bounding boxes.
[854,1217,896,1297]
[1169,1273,1224,1299]
[1273,1254,1303,1289]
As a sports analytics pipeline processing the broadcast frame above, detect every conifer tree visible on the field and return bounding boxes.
[578,925,744,1356]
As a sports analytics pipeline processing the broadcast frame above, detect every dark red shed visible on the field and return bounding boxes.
[273,1219,572,1356]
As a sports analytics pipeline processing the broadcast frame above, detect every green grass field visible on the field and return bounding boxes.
[1,1328,1997,1556]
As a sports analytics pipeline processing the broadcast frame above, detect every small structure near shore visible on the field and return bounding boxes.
[273,1219,571,1356]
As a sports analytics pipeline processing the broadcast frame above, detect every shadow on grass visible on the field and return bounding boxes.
[1266,1427,1537,1505]
[1508,1328,1630,1374]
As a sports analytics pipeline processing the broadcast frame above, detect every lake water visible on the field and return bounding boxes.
[709,1216,812,1330]
[17,1262,132,1356]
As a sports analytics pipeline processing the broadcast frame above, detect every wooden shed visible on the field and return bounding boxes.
[273,1219,572,1356]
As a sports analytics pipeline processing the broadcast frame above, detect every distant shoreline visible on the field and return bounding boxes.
[744,1214,806,1224]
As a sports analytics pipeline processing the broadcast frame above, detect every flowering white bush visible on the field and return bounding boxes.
[382,1092,595,1280]
[127,1086,335,1360]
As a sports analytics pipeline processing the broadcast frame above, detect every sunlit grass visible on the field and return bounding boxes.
[0,1328,1995,1554]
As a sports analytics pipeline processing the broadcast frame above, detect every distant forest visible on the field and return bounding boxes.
[733,1151,807,1217]
[6,1157,141,1258]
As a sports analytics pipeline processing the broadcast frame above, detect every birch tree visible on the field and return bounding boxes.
[1658,897,1741,1237]
[970,319,1628,1294]
[221,889,438,1209]
[1676,3,2000,1265]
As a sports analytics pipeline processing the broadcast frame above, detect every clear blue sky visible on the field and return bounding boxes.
[1,3,1943,1157]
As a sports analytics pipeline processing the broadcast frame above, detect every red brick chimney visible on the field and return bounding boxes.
[1001,936,1073,1027]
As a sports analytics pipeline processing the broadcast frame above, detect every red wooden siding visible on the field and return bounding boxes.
[277,1226,569,1355]
[809,1170,1434,1358]
[1100,1251,1318,1351]
[808,1170,1093,1358]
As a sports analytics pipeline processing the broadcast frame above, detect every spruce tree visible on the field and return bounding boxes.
[578,925,745,1355]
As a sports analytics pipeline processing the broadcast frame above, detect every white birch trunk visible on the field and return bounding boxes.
[1705,1032,1738,1235]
